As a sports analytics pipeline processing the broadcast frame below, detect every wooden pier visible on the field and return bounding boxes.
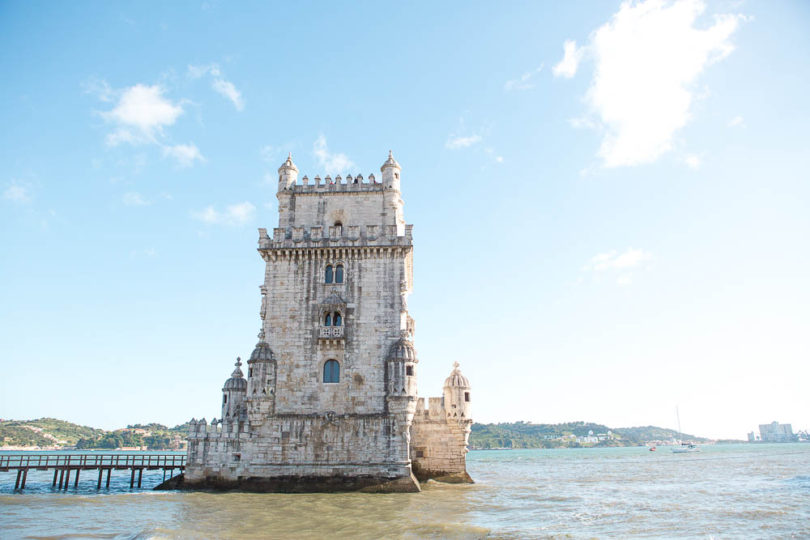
[0,454,185,491]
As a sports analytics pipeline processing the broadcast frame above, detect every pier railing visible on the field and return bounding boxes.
[0,453,185,471]
[0,453,185,490]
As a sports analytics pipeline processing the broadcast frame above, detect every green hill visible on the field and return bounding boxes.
[613,425,709,443]
[0,418,103,447]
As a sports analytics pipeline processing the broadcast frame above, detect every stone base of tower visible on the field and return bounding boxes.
[159,470,420,493]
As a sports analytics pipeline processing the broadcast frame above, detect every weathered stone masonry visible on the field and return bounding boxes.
[181,152,472,492]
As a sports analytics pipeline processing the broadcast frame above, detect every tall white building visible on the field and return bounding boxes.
[180,152,472,492]
[759,421,794,443]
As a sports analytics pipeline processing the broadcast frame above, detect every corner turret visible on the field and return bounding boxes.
[380,150,401,191]
[277,153,299,192]
[443,362,471,420]
[222,357,247,419]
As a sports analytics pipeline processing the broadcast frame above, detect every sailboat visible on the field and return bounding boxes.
[671,406,700,453]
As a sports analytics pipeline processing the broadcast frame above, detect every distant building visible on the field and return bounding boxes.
[747,431,756,442]
[759,421,794,442]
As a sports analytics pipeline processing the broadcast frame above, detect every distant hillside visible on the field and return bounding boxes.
[614,425,709,443]
[0,418,103,447]
[470,421,630,449]
[0,418,187,450]
[2,418,711,451]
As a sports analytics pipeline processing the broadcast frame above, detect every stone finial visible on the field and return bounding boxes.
[258,328,266,342]
[453,361,460,370]
[231,357,244,378]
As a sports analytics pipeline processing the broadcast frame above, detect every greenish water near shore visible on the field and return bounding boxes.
[2,444,809,538]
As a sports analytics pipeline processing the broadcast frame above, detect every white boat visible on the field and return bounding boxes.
[671,406,700,453]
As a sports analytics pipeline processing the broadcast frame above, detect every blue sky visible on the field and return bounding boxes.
[1,1,808,439]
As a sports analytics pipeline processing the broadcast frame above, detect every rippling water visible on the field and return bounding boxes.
[2,444,809,538]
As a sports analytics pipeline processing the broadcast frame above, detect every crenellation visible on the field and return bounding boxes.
[182,151,471,493]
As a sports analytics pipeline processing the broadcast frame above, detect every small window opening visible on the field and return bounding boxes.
[324,313,332,326]
[325,265,333,283]
[415,449,424,458]
[335,264,344,283]
[323,359,340,383]
[464,392,470,402]
[406,365,414,376]
[223,394,228,404]
[334,312,342,326]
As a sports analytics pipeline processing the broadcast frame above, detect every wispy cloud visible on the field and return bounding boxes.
[445,134,482,150]
[193,202,255,226]
[584,247,652,285]
[504,65,544,91]
[728,115,745,128]
[552,40,584,79]
[91,81,205,167]
[102,84,184,146]
[585,248,652,272]
[122,192,150,206]
[3,182,32,203]
[312,135,356,175]
[188,64,244,111]
[685,154,701,169]
[163,143,205,168]
[557,0,745,168]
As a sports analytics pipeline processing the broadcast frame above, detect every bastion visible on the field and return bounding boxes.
[163,152,473,492]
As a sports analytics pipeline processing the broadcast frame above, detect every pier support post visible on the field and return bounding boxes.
[106,469,111,489]
[74,469,80,488]
[63,469,71,490]
[130,468,135,488]
[53,469,58,487]
[15,470,21,490]
[58,468,65,489]
[21,469,28,489]
[137,468,143,488]
[97,469,103,489]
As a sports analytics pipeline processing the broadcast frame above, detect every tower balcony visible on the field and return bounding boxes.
[318,326,344,339]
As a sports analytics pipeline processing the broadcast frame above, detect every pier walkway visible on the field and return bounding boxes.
[0,453,185,491]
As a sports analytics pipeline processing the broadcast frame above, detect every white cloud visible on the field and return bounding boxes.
[122,192,150,206]
[445,134,482,150]
[560,0,744,168]
[102,84,183,145]
[188,64,244,111]
[162,143,205,167]
[193,201,256,226]
[3,183,31,203]
[728,115,745,127]
[504,65,544,91]
[585,248,652,272]
[685,154,701,169]
[553,40,584,79]
[312,135,356,175]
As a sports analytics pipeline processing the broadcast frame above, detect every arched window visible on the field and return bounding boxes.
[325,265,333,284]
[324,313,332,326]
[335,264,344,283]
[323,360,340,383]
[333,312,342,326]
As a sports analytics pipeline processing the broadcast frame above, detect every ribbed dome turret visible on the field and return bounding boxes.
[444,362,470,388]
[388,338,417,362]
[278,152,298,173]
[248,330,275,364]
[380,150,400,172]
[223,357,247,391]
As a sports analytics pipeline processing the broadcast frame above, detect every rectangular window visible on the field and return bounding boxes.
[464,392,470,402]
[406,365,413,376]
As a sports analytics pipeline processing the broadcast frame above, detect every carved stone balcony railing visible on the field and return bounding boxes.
[319,326,344,339]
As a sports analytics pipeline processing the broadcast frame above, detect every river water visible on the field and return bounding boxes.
[1,444,809,538]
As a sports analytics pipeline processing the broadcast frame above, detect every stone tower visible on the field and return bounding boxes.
[182,152,472,492]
